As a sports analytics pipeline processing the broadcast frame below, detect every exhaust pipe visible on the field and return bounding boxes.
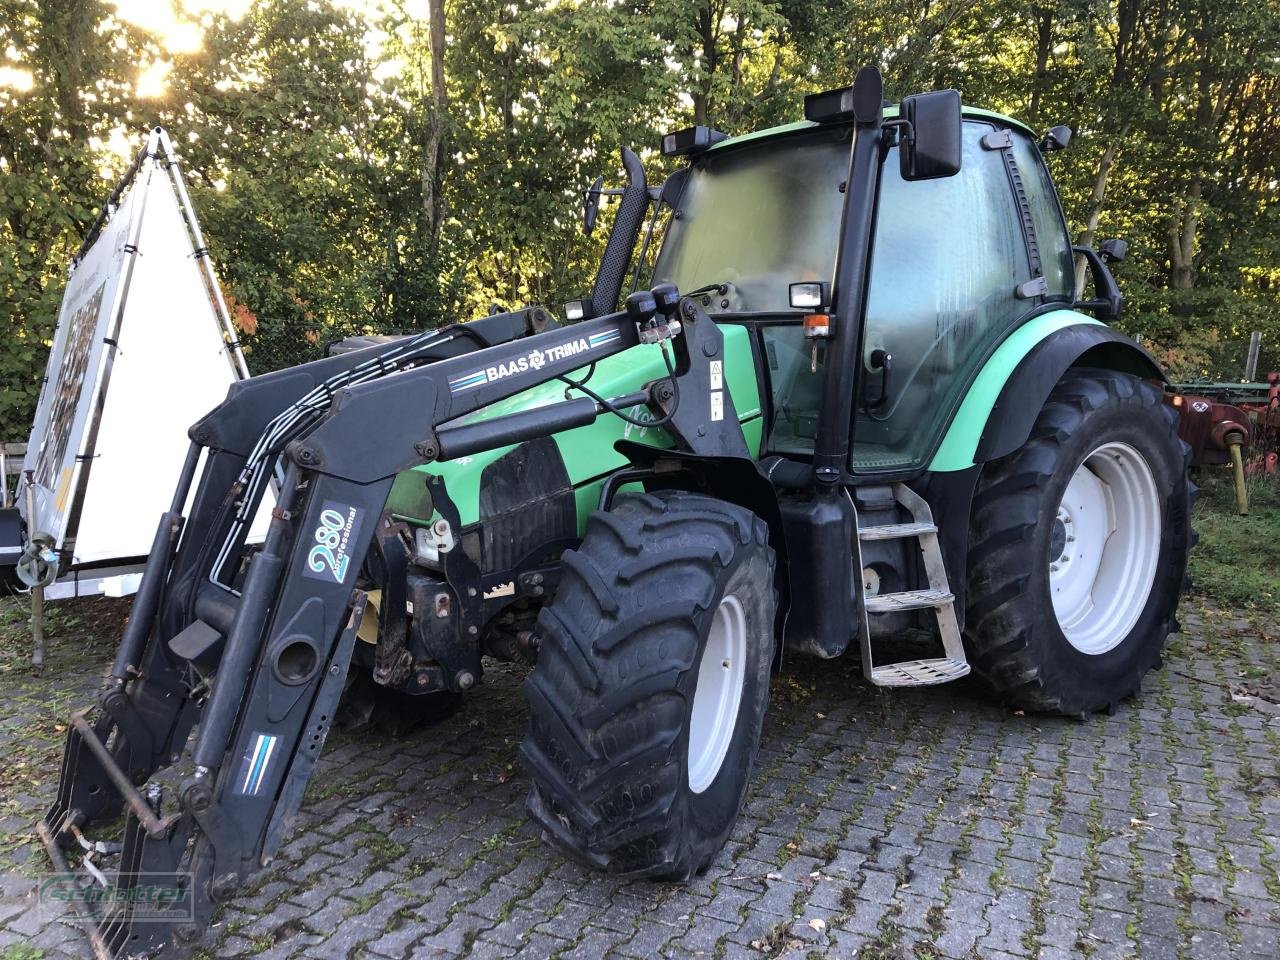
[590,147,648,319]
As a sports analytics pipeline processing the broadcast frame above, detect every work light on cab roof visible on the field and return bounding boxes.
[660,125,727,157]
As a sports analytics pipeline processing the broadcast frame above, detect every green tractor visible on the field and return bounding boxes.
[43,65,1190,954]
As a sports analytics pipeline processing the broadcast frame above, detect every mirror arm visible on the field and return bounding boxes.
[882,118,914,155]
[1071,245,1124,322]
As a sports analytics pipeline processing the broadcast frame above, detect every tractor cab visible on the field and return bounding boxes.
[647,104,1078,477]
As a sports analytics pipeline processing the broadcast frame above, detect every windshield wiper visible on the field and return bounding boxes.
[683,281,731,298]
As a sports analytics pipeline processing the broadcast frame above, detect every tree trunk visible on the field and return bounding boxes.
[691,2,718,124]
[421,0,448,255]
[1027,8,1053,126]
[1073,138,1120,296]
[1167,174,1202,291]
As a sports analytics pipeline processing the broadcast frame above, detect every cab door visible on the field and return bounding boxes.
[852,120,1074,473]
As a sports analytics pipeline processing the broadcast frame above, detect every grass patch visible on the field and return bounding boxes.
[1187,469,1280,616]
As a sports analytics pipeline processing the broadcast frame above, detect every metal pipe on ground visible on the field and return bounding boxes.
[25,472,44,668]
[1226,432,1248,516]
[1245,332,1262,384]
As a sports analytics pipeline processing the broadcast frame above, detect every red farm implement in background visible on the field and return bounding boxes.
[1167,371,1280,513]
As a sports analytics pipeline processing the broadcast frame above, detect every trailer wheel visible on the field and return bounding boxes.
[965,368,1192,715]
[522,490,776,879]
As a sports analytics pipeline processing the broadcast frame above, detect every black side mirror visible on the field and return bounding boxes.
[1072,245,1124,322]
[583,175,604,235]
[1099,238,1128,263]
[1039,125,1072,152]
[899,89,962,181]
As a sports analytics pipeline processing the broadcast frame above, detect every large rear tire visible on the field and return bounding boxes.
[521,490,776,879]
[965,368,1192,715]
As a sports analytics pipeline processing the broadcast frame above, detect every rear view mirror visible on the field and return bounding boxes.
[583,175,603,235]
[1039,125,1072,152]
[1072,245,1125,322]
[1099,238,1128,263]
[899,89,962,181]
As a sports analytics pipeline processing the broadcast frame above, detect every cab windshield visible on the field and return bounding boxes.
[652,127,851,313]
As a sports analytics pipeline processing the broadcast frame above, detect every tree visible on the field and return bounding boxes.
[0,0,158,436]
[4,0,1279,435]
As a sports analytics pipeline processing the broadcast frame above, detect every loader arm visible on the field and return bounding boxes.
[40,289,747,957]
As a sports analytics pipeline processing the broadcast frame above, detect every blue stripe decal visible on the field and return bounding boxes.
[250,736,277,795]
[238,733,278,796]
[449,371,489,392]
[245,736,268,792]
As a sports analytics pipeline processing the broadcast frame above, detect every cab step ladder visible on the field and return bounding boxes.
[854,483,971,687]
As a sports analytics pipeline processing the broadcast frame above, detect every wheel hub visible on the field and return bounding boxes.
[1048,510,1073,568]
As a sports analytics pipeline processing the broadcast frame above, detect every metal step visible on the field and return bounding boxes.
[870,657,971,687]
[865,588,954,614]
[855,483,970,689]
[858,521,937,541]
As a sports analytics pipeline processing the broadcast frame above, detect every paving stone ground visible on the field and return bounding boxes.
[1,596,1277,960]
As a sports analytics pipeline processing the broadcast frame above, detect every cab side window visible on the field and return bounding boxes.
[852,120,1030,472]
[1010,132,1075,298]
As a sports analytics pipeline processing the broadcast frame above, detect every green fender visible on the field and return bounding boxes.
[930,309,1140,472]
[387,323,763,530]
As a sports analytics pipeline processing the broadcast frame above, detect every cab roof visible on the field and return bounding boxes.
[708,106,1037,154]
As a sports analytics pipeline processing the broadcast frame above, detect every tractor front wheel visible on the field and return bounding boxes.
[965,368,1193,715]
[521,490,776,879]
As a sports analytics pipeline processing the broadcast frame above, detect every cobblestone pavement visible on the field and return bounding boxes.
[1,597,1277,960]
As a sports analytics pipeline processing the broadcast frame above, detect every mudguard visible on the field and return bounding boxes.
[929,310,1164,471]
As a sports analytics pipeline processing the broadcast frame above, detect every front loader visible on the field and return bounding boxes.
[41,65,1192,956]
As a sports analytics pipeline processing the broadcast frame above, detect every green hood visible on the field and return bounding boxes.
[386,323,763,532]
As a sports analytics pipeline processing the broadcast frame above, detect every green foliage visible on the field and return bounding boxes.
[0,0,160,437]
[2,0,1278,432]
[1187,469,1280,616]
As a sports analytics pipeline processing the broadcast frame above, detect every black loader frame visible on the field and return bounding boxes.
[39,285,753,956]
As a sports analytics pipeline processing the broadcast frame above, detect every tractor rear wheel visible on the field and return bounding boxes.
[964,368,1192,715]
[521,490,776,879]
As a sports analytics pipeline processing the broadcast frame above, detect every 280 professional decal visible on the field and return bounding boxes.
[302,500,363,585]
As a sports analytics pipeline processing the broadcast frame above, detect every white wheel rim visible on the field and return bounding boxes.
[1049,441,1162,655]
[688,594,747,794]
